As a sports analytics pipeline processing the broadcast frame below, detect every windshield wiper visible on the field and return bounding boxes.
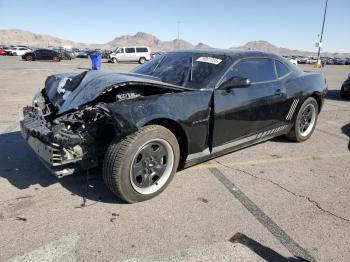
[150,55,165,76]
[189,56,193,82]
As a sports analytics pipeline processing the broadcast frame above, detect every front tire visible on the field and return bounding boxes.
[102,125,180,203]
[286,97,318,142]
[111,57,118,63]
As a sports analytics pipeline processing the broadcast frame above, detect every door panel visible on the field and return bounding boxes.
[212,58,288,149]
[116,48,126,61]
[35,50,44,59]
[212,81,286,148]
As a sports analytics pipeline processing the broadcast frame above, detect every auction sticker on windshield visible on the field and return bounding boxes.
[196,57,222,65]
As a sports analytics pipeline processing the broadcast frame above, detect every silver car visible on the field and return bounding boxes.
[109,46,151,64]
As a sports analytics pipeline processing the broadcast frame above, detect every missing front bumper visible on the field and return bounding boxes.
[20,124,83,177]
[20,112,97,177]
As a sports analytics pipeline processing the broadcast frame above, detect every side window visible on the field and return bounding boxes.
[136,47,148,53]
[125,48,136,53]
[19,48,26,50]
[225,58,276,83]
[275,60,290,78]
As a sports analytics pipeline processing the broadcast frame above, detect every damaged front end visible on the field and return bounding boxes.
[20,98,115,177]
[20,70,184,177]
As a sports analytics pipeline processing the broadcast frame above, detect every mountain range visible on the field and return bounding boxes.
[0,29,348,57]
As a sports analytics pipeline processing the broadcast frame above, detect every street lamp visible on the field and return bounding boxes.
[316,0,328,68]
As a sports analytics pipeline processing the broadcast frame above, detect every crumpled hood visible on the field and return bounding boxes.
[44,70,186,115]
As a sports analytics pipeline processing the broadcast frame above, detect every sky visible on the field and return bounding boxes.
[0,0,349,52]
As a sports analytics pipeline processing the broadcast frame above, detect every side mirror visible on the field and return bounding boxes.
[219,76,251,90]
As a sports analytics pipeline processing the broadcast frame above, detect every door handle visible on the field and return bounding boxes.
[274,89,282,96]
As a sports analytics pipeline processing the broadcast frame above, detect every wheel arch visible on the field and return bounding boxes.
[145,118,188,166]
[310,92,323,113]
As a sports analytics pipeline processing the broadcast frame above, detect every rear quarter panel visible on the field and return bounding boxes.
[286,71,327,112]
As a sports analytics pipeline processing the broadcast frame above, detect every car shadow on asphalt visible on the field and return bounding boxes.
[270,136,294,143]
[341,123,350,151]
[325,90,349,101]
[0,131,125,204]
[230,232,310,262]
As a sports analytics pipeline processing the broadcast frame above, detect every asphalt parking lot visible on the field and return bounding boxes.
[0,56,349,262]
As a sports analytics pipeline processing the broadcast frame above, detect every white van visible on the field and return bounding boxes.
[109,46,151,64]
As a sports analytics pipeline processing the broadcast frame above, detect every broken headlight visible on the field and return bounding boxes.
[32,90,46,109]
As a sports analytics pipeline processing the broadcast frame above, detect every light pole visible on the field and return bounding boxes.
[177,21,181,49]
[316,0,328,67]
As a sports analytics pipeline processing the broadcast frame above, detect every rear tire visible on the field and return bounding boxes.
[53,56,60,62]
[139,57,146,64]
[26,55,33,61]
[102,125,180,203]
[286,97,318,142]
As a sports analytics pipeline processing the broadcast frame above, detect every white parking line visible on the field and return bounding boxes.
[7,233,79,262]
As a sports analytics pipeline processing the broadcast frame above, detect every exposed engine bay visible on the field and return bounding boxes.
[20,71,183,176]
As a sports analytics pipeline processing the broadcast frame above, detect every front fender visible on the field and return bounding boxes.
[105,91,213,154]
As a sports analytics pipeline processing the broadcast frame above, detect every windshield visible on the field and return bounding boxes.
[116,48,124,54]
[132,52,232,89]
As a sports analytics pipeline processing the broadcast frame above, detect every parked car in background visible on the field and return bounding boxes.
[77,50,89,58]
[71,48,80,57]
[0,48,7,55]
[109,46,151,64]
[102,50,112,59]
[334,58,346,65]
[340,73,350,98]
[289,58,298,65]
[307,58,318,64]
[9,47,32,56]
[59,50,75,60]
[22,49,62,62]
[21,50,327,203]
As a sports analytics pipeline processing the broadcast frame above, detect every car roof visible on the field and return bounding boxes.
[167,48,284,60]
[36,48,58,52]
[119,46,149,48]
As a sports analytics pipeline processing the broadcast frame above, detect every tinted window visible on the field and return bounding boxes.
[136,47,148,53]
[225,58,276,83]
[275,60,290,78]
[125,48,135,53]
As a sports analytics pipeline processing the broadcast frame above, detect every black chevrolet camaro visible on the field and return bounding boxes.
[20,50,327,203]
